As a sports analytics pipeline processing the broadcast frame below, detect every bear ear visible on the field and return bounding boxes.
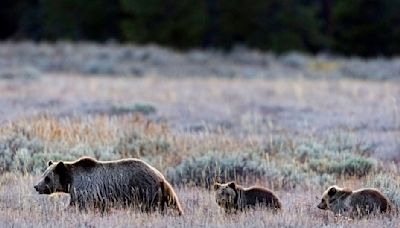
[54,162,67,174]
[228,182,236,189]
[328,186,337,196]
[47,160,53,166]
[213,183,221,190]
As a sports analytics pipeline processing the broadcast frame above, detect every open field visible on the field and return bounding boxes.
[0,43,399,227]
[0,175,398,228]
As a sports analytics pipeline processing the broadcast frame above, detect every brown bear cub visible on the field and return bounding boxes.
[214,181,282,213]
[317,185,391,218]
[34,157,183,215]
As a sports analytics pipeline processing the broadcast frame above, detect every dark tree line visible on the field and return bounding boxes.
[1,0,399,56]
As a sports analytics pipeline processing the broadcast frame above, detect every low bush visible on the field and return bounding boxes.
[111,103,157,115]
[367,174,400,210]
[166,151,309,189]
[0,130,44,173]
[166,151,267,188]
[309,155,377,177]
[327,156,377,177]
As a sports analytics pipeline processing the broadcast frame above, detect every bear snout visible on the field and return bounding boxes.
[34,184,50,194]
[34,184,41,192]
[317,202,327,210]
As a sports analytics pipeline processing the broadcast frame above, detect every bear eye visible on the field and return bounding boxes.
[44,177,50,183]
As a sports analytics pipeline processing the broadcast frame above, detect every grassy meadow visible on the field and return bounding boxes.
[0,43,399,227]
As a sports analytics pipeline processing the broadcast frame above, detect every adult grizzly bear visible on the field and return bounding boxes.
[214,181,282,213]
[317,185,391,218]
[34,157,183,215]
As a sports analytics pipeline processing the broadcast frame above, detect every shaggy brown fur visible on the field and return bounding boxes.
[214,182,282,213]
[34,157,183,215]
[317,185,391,218]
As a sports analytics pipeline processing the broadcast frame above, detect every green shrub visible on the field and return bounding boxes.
[0,127,122,173]
[0,130,44,173]
[111,103,156,115]
[308,158,330,174]
[367,174,400,209]
[309,155,377,177]
[327,156,377,177]
[271,134,378,178]
[166,151,308,189]
[166,151,268,188]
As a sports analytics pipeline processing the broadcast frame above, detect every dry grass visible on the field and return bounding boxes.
[0,56,399,227]
[0,174,398,228]
[0,113,398,227]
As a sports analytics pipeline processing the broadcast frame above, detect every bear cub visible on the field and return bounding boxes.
[317,185,391,218]
[214,181,282,213]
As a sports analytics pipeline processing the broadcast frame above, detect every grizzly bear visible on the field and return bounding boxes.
[34,157,183,215]
[213,181,282,213]
[317,185,391,218]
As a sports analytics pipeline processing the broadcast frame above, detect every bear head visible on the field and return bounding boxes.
[317,185,351,212]
[34,160,71,194]
[213,181,238,209]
